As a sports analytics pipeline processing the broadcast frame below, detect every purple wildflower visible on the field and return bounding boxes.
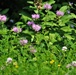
[44,3,52,10]
[12,27,22,33]
[32,14,40,19]
[56,10,64,16]
[0,15,7,22]
[27,21,34,26]
[20,39,28,45]
[32,24,41,31]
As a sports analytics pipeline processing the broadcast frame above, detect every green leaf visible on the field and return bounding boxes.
[23,30,33,36]
[61,26,72,32]
[49,0,55,4]
[0,29,7,34]
[19,11,32,22]
[59,6,68,12]
[44,36,49,41]
[35,33,44,44]
[41,22,57,28]
[34,10,39,13]
[29,6,36,9]
[27,1,34,4]
[42,11,56,21]
[60,15,74,24]
[49,33,57,43]
[20,14,32,22]
[71,13,76,18]
[1,9,9,14]
[64,34,74,40]
[16,22,23,25]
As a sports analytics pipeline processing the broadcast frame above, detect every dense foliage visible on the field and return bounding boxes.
[0,0,76,75]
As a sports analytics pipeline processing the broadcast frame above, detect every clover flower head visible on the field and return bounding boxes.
[32,24,41,31]
[32,14,40,19]
[44,3,52,10]
[0,15,7,22]
[71,61,76,67]
[20,39,28,45]
[62,46,67,51]
[6,57,12,64]
[27,21,34,26]
[12,27,22,33]
[56,10,64,16]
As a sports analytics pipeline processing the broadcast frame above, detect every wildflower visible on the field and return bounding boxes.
[50,60,54,64]
[6,57,12,64]
[62,46,67,51]
[10,19,14,23]
[20,39,28,45]
[13,62,18,68]
[32,14,40,19]
[71,61,76,67]
[44,3,52,10]
[30,49,37,54]
[67,10,70,14]
[12,26,22,33]
[66,64,72,68]
[30,45,37,54]
[69,2,73,6]
[15,65,19,68]
[58,64,61,67]
[56,10,64,16]
[32,24,41,31]
[0,15,7,22]
[27,21,34,26]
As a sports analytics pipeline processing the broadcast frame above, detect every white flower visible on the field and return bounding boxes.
[66,64,72,68]
[6,57,12,64]
[71,61,76,67]
[62,46,67,51]
[10,19,14,23]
